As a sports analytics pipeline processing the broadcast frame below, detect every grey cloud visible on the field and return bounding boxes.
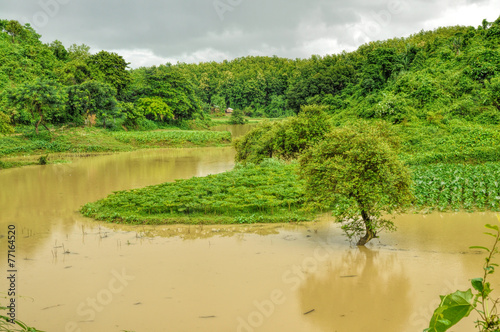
[0,0,496,67]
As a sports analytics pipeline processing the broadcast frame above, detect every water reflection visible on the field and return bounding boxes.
[101,223,285,240]
[298,246,411,331]
[0,147,235,258]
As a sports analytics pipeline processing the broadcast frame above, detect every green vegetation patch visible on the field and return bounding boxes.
[413,163,500,212]
[80,159,312,225]
[0,127,231,160]
[81,160,500,225]
[397,122,500,165]
[111,130,231,147]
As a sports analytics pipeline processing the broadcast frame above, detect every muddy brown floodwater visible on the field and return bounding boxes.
[1,140,499,331]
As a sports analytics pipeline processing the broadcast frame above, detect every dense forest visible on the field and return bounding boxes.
[0,16,500,135]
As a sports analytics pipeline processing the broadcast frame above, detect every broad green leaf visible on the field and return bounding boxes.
[483,282,492,298]
[470,246,490,252]
[471,278,483,292]
[485,224,499,232]
[426,289,474,332]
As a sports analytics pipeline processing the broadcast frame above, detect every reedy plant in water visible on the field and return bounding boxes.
[0,301,44,332]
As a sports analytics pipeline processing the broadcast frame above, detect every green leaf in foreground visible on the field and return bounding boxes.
[470,246,491,252]
[471,278,484,293]
[425,289,474,332]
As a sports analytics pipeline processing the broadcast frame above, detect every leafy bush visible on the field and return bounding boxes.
[228,109,247,124]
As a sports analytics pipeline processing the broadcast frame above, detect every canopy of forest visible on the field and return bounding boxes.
[0,16,499,133]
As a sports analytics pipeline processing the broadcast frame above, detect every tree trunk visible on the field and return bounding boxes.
[35,104,42,135]
[357,210,375,246]
[35,106,51,135]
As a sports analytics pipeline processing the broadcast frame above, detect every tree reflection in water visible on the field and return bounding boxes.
[298,246,411,331]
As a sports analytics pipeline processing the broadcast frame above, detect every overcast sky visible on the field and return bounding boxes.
[1,0,499,68]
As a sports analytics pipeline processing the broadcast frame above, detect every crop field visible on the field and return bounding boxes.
[412,163,500,212]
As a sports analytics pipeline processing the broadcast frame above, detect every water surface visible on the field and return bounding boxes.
[0,142,498,332]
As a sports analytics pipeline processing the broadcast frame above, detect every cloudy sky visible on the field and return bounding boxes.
[1,0,499,68]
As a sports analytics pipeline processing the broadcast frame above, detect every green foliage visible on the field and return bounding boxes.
[80,159,312,225]
[425,290,474,332]
[136,118,158,131]
[118,101,144,128]
[425,222,500,332]
[228,109,247,125]
[234,105,331,164]
[6,78,66,134]
[0,127,231,157]
[111,130,231,146]
[67,44,91,61]
[272,105,332,160]
[48,40,68,61]
[0,112,14,135]
[398,121,500,165]
[210,94,227,112]
[234,121,276,164]
[38,155,48,165]
[66,81,118,126]
[86,51,131,96]
[136,97,173,121]
[299,122,413,245]
[0,308,44,331]
[3,17,500,129]
[127,65,202,120]
[412,163,500,212]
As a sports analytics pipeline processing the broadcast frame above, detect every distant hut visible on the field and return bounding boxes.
[225,108,234,116]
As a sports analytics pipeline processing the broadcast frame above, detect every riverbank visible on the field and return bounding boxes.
[0,126,232,169]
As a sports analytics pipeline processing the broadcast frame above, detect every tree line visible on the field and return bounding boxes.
[0,16,499,133]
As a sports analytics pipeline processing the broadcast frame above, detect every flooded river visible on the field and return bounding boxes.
[1,137,499,331]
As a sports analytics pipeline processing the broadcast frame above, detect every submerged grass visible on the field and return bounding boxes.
[80,159,313,225]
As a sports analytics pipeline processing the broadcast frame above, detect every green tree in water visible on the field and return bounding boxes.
[299,122,413,246]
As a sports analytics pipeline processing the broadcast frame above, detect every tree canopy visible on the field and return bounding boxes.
[1,16,500,133]
[299,122,414,245]
[6,78,65,134]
